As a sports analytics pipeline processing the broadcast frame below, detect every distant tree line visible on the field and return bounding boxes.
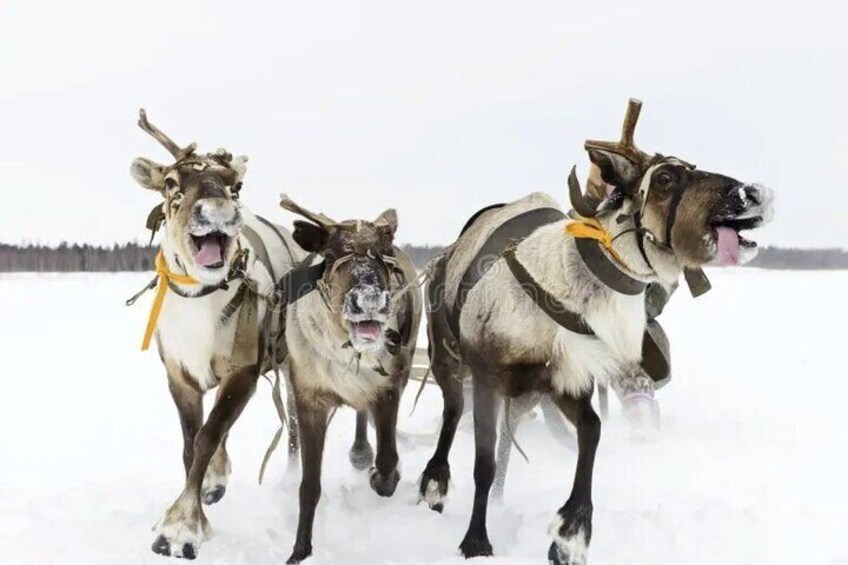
[0,243,156,272]
[747,247,848,270]
[0,242,846,272]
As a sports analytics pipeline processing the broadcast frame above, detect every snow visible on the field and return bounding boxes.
[1,270,847,565]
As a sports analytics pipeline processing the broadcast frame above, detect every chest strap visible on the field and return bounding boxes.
[503,247,594,336]
[575,237,647,295]
[449,207,566,338]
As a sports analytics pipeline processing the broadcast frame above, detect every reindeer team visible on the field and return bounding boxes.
[131,99,774,564]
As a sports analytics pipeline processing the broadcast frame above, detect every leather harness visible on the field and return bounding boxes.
[439,204,671,383]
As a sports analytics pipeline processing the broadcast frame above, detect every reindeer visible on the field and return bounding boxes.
[279,197,422,564]
[418,99,774,564]
[128,110,303,559]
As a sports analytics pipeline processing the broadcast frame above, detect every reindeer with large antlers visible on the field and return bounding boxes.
[129,110,308,560]
[278,196,421,564]
[418,99,774,564]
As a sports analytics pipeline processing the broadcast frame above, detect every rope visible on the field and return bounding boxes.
[408,366,433,417]
[141,251,199,350]
[258,369,287,485]
[503,397,530,464]
[564,217,629,269]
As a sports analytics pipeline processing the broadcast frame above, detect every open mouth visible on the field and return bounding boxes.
[189,231,230,269]
[711,217,761,266]
[348,320,385,343]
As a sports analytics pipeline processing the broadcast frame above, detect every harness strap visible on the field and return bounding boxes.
[449,207,566,338]
[255,215,297,265]
[575,237,647,295]
[238,219,301,486]
[167,279,228,298]
[275,257,326,305]
[503,247,594,336]
[242,225,276,280]
[258,253,325,484]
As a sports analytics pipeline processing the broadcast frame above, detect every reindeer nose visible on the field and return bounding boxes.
[193,200,239,226]
[346,288,390,316]
[743,185,761,206]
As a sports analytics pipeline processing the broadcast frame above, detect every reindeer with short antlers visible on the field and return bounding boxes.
[418,99,774,564]
[278,196,421,564]
[129,110,308,559]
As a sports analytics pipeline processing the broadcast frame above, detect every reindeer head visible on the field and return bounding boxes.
[130,110,248,285]
[281,196,400,353]
[571,99,774,269]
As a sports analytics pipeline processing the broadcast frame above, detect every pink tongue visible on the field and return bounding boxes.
[195,239,223,267]
[716,226,740,266]
[355,321,382,341]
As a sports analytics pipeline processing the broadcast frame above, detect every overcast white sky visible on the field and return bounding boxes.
[0,0,845,248]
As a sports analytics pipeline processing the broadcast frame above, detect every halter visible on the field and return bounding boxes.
[315,246,406,312]
[576,97,711,297]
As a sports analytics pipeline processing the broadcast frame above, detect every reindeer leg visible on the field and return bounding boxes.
[547,390,601,565]
[287,398,328,564]
[369,388,401,496]
[202,432,230,505]
[419,354,464,512]
[166,369,203,477]
[201,384,238,506]
[286,375,301,469]
[152,367,258,560]
[458,377,499,558]
[493,392,538,501]
[349,410,374,471]
[540,396,578,452]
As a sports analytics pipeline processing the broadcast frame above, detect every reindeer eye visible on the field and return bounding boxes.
[164,178,179,190]
[655,171,674,188]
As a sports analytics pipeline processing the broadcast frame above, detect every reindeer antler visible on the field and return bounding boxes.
[584,98,651,165]
[279,194,338,227]
[138,109,197,161]
[567,166,600,218]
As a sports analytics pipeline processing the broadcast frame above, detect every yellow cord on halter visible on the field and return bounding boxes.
[564,217,628,268]
[141,250,199,351]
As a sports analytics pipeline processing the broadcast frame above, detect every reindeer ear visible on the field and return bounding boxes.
[293,220,329,253]
[130,158,168,191]
[374,209,398,239]
[587,149,641,189]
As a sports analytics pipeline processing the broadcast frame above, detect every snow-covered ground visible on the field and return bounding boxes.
[1,270,846,565]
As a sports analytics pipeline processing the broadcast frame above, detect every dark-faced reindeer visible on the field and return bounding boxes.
[128,111,309,560]
[419,99,774,564]
[280,197,422,564]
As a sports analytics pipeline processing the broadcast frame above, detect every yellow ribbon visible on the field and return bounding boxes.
[141,250,199,351]
[564,217,628,267]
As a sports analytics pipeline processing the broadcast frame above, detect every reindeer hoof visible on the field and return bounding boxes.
[150,500,208,560]
[623,394,661,432]
[369,467,400,497]
[548,541,588,565]
[151,535,197,560]
[547,542,565,564]
[349,442,375,471]
[418,462,450,512]
[286,544,312,564]
[459,534,493,558]
[201,485,226,505]
[547,502,592,565]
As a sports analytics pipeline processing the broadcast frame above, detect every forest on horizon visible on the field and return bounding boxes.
[1,242,846,272]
